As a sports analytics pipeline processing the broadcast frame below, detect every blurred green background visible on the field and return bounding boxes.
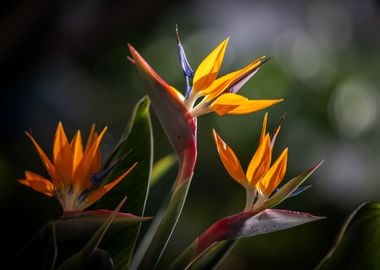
[1,0,380,268]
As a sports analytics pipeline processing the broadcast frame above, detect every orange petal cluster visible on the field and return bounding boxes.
[213,113,288,210]
[19,122,136,212]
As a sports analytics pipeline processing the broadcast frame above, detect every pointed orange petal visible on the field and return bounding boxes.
[246,134,272,187]
[209,103,240,116]
[203,56,265,100]
[25,132,61,188]
[225,98,284,115]
[257,148,288,197]
[71,130,84,174]
[86,129,98,156]
[19,171,55,196]
[212,129,246,186]
[87,127,106,173]
[201,69,238,99]
[222,57,263,95]
[88,145,102,180]
[193,38,229,92]
[73,126,107,191]
[78,162,137,210]
[53,122,70,162]
[260,113,268,143]
[85,124,96,153]
[209,93,247,116]
[235,56,265,76]
[53,122,73,185]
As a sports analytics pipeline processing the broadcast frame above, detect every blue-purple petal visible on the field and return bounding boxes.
[274,184,314,199]
[227,67,260,94]
[176,26,194,97]
[91,158,125,186]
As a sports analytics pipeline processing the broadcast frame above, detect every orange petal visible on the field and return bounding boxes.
[203,56,265,101]
[260,113,268,143]
[215,95,283,115]
[19,171,55,196]
[53,122,70,162]
[73,126,107,191]
[230,99,284,115]
[89,146,102,180]
[209,93,247,115]
[87,128,106,174]
[25,132,61,188]
[246,134,272,187]
[71,130,83,174]
[201,69,238,99]
[193,38,229,92]
[85,124,96,153]
[53,122,74,185]
[79,162,137,210]
[257,148,288,197]
[212,129,246,186]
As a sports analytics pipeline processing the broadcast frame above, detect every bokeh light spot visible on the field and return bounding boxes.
[329,77,377,138]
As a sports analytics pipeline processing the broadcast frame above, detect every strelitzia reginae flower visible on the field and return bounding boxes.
[170,113,323,268]
[182,38,283,117]
[19,122,137,212]
[213,112,319,212]
[128,30,283,119]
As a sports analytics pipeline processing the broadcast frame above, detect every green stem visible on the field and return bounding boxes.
[169,239,238,270]
[131,146,197,270]
[188,240,238,270]
[169,240,198,270]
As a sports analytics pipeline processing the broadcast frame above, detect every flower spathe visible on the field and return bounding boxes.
[19,122,137,212]
[128,37,283,118]
[213,113,289,211]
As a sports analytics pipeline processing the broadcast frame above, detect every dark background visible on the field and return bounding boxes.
[1,0,380,269]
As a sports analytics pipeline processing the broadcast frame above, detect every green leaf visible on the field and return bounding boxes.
[132,180,192,269]
[95,96,153,268]
[87,249,114,270]
[316,201,380,270]
[57,198,127,269]
[15,221,57,270]
[54,210,150,245]
[151,154,177,187]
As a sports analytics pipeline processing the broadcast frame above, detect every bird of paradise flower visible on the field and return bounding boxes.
[19,122,137,212]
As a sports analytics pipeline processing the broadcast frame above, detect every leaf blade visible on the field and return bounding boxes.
[150,154,177,187]
[316,201,380,269]
[56,198,128,269]
[95,96,153,268]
